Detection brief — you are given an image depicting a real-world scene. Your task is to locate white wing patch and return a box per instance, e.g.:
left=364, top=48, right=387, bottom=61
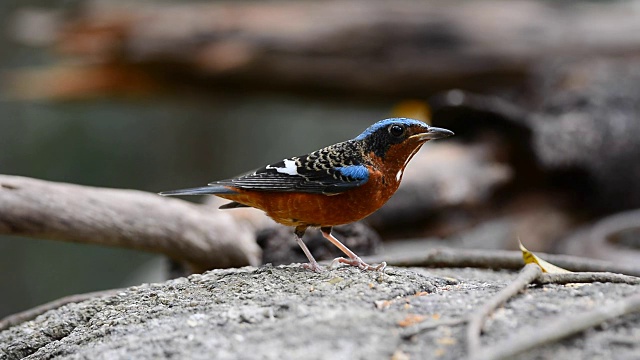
left=266, top=159, right=299, bottom=176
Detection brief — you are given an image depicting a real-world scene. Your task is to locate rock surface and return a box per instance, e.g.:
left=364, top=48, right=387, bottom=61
left=0, top=266, right=638, bottom=360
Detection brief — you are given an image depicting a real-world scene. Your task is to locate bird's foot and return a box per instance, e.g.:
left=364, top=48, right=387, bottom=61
left=330, top=256, right=387, bottom=272
left=301, top=261, right=325, bottom=272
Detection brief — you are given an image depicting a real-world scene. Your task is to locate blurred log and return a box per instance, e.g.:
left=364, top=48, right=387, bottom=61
left=0, top=175, right=261, bottom=272
left=426, top=56, right=640, bottom=260
left=530, top=59, right=640, bottom=212
left=431, top=58, right=640, bottom=213
left=9, top=0, right=640, bottom=98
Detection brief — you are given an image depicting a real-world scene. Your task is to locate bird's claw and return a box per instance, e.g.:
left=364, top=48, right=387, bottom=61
left=330, top=256, right=387, bottom=272
left=301, top=261, right=325, bottom=272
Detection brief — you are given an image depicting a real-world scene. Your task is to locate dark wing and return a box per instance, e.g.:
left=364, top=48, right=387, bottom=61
left=211, top=144, right=370, bottom=195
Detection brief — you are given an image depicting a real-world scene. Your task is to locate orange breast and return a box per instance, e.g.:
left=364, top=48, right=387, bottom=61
left=217, top=169, right=399, bottom=227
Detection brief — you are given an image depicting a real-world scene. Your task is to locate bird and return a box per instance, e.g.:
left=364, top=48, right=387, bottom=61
left=160, top=118, right=454, bottom=272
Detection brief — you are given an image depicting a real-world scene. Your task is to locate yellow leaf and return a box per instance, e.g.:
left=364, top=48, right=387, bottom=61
left=391, top=100, right=431, bottom=124
left=519, top=239, right=571, bottom=273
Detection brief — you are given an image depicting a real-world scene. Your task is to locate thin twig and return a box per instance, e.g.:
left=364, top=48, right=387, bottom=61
left=537, top=272, right=640, bottom=285
left=474, top=292, right=640, bottom=360
left=466, top=263, right=542, bottom=355
left=400, top=270, right=639, bottom=342
left=0, top=288, right=124, bottom=331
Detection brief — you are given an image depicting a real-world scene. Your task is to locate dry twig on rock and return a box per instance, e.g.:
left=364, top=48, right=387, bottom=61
left=474, top=292, right=640, bottom=360
left=466, top=263, right=542, bottom=355
left=463, top=261, right=640, bottom=359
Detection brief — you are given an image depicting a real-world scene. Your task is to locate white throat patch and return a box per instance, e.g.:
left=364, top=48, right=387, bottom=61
left=396, top=146, right=422, bottom=182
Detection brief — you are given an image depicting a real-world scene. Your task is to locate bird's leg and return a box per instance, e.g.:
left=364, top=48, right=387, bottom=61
left=320, top=227, right=386, bottom=272
left=293, top=225, right=324, bottom=272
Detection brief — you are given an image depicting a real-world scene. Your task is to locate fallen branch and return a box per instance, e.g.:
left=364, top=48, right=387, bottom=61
left=466, top=263, right=542, bottom=355
left=474, top=292, right=640, bottom=360
left=0, top=175, right=261, bottom=272
left=366, top=246, right=640, bottom=277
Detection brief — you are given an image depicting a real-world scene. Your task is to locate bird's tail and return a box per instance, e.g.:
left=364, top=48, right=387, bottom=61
left=158, top=185, right=237, bottom=197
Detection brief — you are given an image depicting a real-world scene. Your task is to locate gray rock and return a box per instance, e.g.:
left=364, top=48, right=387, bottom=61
left=0, top=266, right=637, bottom=360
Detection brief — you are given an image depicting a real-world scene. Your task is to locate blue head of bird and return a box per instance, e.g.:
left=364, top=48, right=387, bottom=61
left=355, top=118, right=454, bottom=160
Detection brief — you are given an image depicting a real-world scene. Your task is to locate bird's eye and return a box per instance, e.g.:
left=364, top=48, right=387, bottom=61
left=388, top=124, right=405, bottom=138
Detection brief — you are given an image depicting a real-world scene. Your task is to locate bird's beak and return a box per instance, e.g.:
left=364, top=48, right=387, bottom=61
left=411, top=126, right=455, bottom=141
